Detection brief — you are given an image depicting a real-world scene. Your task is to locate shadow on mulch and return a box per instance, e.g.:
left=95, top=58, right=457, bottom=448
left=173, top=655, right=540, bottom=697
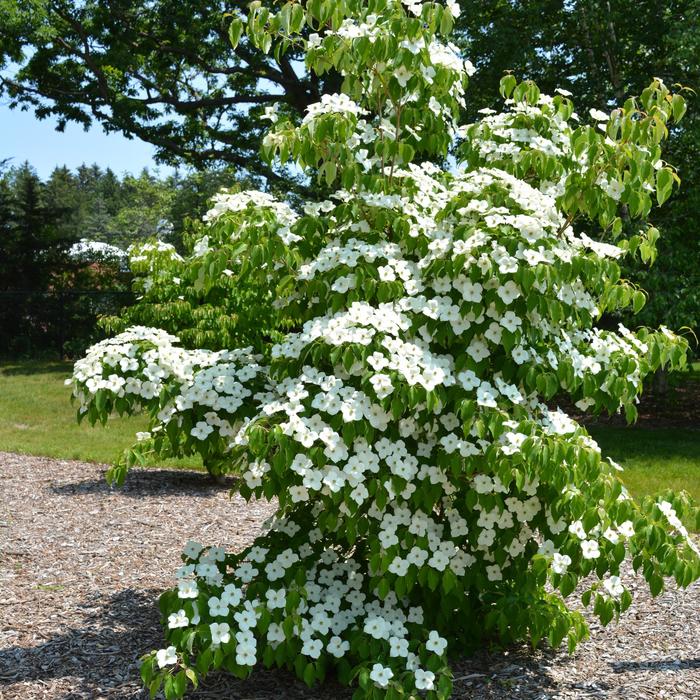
left=448, top=646, right=560, bottom=698
left=0, top=588, right=160, bottom=697
left=190, top=669, right=352, bottom=699
left=0, top=587, right=351, bottom=699
left=0, top=584, right=559, bottom=699
left=50, top=469, right=238, bottom=499
left=610, top=658, right=700, bottom=673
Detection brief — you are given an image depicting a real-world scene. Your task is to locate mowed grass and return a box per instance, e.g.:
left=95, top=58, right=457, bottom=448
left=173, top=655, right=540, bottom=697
left=0, top=361, right=697, bottom=505
left=589, top=426, right=700, bottom=502
left=0, top=359, right=199, bottom=469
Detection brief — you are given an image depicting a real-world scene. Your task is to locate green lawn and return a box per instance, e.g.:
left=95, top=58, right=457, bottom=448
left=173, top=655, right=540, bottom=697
left=0, top=360, right=697, bottom=505
left=0, top=360, right=199, bottom=468
left=589, top=426, right=700, bottom=502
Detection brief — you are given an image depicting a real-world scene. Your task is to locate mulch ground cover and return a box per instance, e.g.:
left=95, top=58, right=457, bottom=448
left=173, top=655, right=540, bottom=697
left=1, top=452, right=698, bottom=699
left=568, top=372, right=700, bottom=430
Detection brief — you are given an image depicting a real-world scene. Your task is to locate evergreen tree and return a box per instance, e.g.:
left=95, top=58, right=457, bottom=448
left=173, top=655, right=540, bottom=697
left=0, top=162, right=78, bottom=353
left=43, top=165, right=82, bottom=241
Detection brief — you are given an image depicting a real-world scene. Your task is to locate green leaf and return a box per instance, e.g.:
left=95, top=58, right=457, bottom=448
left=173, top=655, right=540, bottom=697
left=196, top=648, right=213, bottom=675
left=149, top=676, right=162, bottom=699
left=163, top=675, right=177, bottom=700
left=632, top=290, right=646, bottom=313
left=303, top=662, right=316, bottom=688
left=140, top=657, right=154, bottom=685
left=656, top=168, right=674, bottom=205
left=228, top=19, right=243, bottom=47
left=548, top=616, right=569, bottom=648
left=323, top=160, right=337, bottom=187
left=499, top=74, right=517, bottom=99
left=442, top=569, right=457, bottom=594
left=95, top=389, right=107, bottom=414
left=559, top=572, right=577, bottom=598
left=172, top=670, right=187, bottom=696
left=594, top=594, right=614, bottom=626
left=648, top=573, right=664, bottom=597
left=670, top=94, right=687, bottom=122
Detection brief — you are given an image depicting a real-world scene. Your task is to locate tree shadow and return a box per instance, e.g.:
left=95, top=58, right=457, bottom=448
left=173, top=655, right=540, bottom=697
left=190, top=668, right=352, bottom=699
left=0, top=360, right=72, bottom=376
left=50, top=468, right=238, bottom=499
left=587, top=426, right=700, bottom=462
left=0, top=588, right=161, bottom=697
left=449, top=644, right=563, bottom=698
left=11, top=585, right=672, bottom=699
left=610, top=658, right=700, bottom=673
left=0, top=587, right=351, bottom=699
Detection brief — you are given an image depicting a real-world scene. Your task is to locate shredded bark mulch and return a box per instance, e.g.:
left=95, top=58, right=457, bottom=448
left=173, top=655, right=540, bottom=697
left=0, top=452, right=698, bottom=699
left=566, top=373, right=700, bottom=430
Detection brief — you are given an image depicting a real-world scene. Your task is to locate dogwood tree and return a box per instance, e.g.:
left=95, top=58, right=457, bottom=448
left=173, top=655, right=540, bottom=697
left=70, top=1, right=699, bottom=698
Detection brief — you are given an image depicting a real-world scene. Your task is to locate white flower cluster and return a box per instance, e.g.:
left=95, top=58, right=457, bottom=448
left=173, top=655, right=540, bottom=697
left=71, top=326, right=186, bottom=404
left=658, top=501, right=700, bottom=555
left=272, top=1, right=472, bottom=180
left=302, top=93, right=369, bottom=125
left=203, top=189, right=298, bottom=229
left=158, top=520, right=449, bottom=692
left=129, top=240, right=183, bottom=264
left=70, top=327, right=266, bottom=445
left=274, top=168, right=649, bottom=421
left=69, top=238, right=128, bottom=264
left=461, top=95, right=575, bottom=174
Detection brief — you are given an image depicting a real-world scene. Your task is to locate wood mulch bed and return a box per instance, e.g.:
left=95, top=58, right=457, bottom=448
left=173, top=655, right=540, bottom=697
left=567, top=372, right=700, bottom=430
left=0, top=452, right=698, bottom=699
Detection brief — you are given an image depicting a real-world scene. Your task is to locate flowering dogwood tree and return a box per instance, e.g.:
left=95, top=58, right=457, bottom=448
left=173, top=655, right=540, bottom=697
left=70, top=1, right=699, bottom=698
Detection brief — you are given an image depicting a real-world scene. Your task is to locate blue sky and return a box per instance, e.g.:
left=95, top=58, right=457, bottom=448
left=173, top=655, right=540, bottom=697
left=1, top=103, right=173, bottom=178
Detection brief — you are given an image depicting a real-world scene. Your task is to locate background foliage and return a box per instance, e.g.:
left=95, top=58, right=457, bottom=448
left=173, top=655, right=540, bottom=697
left=0, top=161, right=257, bottom=355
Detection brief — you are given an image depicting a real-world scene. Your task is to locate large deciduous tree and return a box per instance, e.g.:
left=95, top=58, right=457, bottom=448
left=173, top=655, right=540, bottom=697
left=4, top=1, right=698, bottom=337
left=0, top=0, right=326, bottom=188
left=3, top=1, right=697, bottom=174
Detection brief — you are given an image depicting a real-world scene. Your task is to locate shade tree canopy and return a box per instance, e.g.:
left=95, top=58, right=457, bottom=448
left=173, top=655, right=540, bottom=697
left=3, top=1, right=697, bottom=174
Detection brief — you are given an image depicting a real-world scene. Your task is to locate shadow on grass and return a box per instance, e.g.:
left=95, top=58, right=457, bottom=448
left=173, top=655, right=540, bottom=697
left=0, top=588, right=351, bottom=699
left=587, top=426, right=700, bottom=462
left=0, top=360, right=72, bottom=376
left=50, top=467, right=238, bottom=499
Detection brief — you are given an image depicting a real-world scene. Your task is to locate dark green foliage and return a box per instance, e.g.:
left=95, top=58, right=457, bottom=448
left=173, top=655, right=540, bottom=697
left=0, top=158, right=265, bottom=356
left=0, top=0, right=321, bottom=189
left=0, top=162, right=99, bottom=356
left=102, top=192, right=302, bottom=354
